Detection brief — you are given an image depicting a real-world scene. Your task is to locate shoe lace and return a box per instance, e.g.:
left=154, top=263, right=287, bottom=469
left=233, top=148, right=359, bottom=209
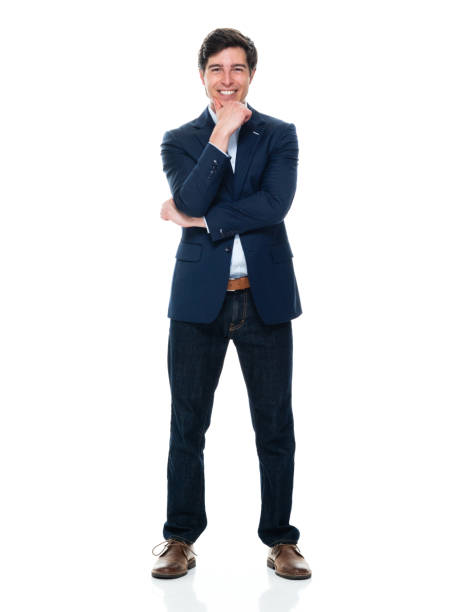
left=272, top=543, right=303, bottom=559
left=152, top=539, right=197, bottom=559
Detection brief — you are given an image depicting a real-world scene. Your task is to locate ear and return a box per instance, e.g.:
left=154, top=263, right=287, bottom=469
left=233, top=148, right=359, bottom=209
left=199, top=70, right=205, bottom=85
left=249, top=68, right=256, bottom=83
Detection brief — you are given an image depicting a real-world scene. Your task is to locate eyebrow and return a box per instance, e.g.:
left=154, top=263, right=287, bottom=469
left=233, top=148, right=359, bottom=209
left=207, top=63, right=247, bottom=69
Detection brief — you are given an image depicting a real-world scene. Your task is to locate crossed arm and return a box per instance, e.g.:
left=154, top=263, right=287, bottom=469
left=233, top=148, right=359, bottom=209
left=160, top=198, right=206, bottom=229
left=160, top=123, right=299, bottom=241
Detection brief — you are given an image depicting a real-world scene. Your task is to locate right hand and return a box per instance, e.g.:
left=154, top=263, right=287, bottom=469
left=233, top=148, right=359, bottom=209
left=212, top=97, right=252, bottom=134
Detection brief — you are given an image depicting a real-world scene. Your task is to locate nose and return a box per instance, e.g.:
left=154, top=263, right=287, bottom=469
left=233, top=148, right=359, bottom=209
left=220, top=70, right=233, bottom=86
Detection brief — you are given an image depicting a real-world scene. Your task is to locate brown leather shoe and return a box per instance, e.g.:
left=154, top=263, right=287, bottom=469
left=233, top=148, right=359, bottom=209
left=267, top=543, right=312, bottom=579
left=151, top=539, right=197, bottom=579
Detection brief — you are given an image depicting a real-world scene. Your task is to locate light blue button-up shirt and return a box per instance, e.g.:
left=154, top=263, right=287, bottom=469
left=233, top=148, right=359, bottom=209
left=203, top=103, right=248, bottom=280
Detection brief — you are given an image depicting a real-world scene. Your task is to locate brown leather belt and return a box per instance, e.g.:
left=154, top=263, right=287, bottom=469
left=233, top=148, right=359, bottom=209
left=226, top=275, right=250, bottom=291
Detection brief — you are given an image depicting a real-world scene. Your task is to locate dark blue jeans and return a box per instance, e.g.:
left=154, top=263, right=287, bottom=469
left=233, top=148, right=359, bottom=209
left=163, top=287, right=300, bottom=547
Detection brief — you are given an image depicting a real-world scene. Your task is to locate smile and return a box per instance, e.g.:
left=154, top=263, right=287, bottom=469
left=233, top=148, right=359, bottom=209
left=219, top=90, right=237, bottom=95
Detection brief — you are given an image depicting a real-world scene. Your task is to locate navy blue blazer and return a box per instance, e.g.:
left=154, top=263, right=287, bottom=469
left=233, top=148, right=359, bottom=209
left=161, top=103, right=303, bottom=325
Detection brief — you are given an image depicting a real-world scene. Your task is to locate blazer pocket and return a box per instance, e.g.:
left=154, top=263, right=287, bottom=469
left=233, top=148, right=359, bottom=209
left=175, top=241, right=203, bottom=262
left=270, top=241, right=294, bottom=263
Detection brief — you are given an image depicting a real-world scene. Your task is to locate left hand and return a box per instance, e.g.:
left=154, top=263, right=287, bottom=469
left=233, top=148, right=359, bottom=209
left=160, top=197, right=199, bottom=228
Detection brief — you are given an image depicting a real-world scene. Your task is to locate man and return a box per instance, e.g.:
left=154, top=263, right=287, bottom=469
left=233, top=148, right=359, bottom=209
left=151, top=28, right=311, bottom=580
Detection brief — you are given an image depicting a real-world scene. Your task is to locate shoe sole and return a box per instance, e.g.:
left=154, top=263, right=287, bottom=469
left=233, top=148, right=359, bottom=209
left=267, top=558, right=311, bottom=580
left=152, top=558, right=196, bottom=579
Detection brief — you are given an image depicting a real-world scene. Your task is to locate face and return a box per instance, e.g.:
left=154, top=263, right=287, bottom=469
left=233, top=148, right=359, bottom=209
left=199, top=46, right=255, bottom=110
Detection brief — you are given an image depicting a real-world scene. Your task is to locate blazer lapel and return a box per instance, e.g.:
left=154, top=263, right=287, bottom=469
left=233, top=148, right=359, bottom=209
left=192, top=106, right=214, bottom=149
left=233, top=104, right=265, bottom=200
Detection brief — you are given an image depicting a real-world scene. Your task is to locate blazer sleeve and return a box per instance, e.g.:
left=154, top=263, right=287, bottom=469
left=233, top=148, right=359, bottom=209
left=203, top=123, right=299, bottom=242
left=160, top=130, right=232, bottom=217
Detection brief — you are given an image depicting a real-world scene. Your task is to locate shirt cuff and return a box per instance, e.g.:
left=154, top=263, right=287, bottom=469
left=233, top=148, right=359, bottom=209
left=208, top=141, right=231, bottom=158
left=203, top=216, right=210, bottom=233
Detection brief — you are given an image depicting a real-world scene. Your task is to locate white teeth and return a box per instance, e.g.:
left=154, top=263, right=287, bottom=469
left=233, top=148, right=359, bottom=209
left=220, top=90, right=236, bottom=95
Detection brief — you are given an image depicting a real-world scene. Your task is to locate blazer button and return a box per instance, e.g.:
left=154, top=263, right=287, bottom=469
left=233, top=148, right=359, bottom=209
left=224, top=247, right=231, bottom=252
left=219, top=228, right=223, bottom=234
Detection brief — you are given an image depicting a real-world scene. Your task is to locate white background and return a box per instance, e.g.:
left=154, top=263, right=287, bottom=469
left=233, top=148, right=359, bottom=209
left=1, top=1, right=471, bottom=611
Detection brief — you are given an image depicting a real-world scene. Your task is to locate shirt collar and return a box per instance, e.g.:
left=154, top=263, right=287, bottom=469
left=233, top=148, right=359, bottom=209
left=207, top=100, right=248, bottom=127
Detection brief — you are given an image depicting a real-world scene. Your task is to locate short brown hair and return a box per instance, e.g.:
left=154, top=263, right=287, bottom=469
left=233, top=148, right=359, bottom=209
left=198, top=28, right=258, bottom=75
